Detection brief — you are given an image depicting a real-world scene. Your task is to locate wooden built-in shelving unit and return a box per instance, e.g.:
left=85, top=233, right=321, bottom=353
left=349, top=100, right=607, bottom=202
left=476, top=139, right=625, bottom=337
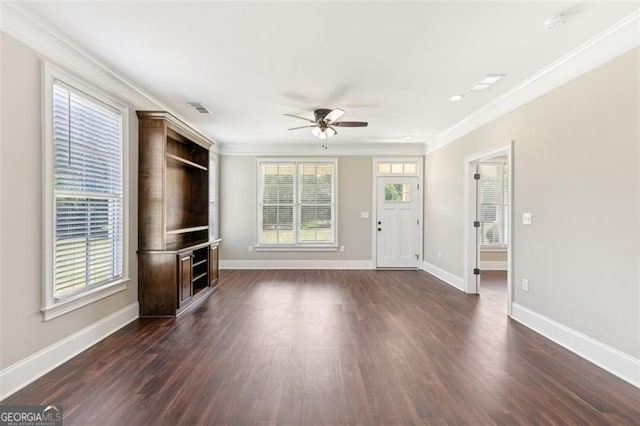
left=137, top=111, right=220, bottom=317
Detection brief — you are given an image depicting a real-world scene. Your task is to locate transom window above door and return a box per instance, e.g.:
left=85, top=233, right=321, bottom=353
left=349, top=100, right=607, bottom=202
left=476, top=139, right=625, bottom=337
left=377, top=162, right=417, bottom=175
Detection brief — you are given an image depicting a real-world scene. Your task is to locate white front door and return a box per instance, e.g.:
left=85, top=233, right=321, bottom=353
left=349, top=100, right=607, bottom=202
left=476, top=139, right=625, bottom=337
left=376, top=176, right=419, bottom=268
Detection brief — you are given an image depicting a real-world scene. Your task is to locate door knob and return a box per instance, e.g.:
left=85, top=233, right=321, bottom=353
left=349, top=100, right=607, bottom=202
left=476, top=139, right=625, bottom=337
left=377, top=221, right=382, bottom=225
left=378, top=227, right=382, bottom=231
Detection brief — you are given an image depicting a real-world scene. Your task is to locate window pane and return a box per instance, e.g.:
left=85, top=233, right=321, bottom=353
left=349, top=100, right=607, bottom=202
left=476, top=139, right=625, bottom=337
left=55, top=197, right=123, bottom=296
left=404, top=163, right=416, bottom=174
left=385, top=183, right=410, bottom=201
left=261, top=205, right=294, bottom=244
left=262, top=164, right=294, bottom=204
left=391, top=163, right=403, bottom=174
left=378, top=163, right=391, bottom=174
left=300, top=205, right=333, bottom=242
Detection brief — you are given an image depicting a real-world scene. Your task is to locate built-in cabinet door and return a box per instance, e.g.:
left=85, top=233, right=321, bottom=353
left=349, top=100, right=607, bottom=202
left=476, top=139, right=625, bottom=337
left=179, top=253, right=193, bottom=305
left=209, top=245, right=219, bottom=286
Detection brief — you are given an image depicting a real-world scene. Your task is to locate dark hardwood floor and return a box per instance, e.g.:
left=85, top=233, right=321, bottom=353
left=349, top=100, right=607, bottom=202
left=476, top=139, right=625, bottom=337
left=4, top=269, right=640, bottom=425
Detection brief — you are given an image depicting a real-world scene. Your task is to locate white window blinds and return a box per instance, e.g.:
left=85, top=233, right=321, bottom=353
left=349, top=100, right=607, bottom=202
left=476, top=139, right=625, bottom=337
left=299, top=163, right=334, bottom=243
left=259, top=163, right=295, bottom=244
left=479, top=162, right=508, bottom=246
left=53, top=82, right=124, bottom=298
left=258, top=160, right=336, bottom=246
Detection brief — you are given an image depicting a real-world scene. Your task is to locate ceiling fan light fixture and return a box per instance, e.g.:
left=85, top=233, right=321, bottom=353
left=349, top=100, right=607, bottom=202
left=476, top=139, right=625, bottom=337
left=313, top=127, right=337, bottom=139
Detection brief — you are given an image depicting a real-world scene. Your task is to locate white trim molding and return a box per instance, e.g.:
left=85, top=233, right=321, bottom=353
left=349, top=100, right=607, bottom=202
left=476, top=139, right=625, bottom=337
left=219, top=260, right=373, bottom=270
left=0, top=302, right=139, bottom=400
left=479, top=261, right=507, bottom=271
left=221, top=142, right=426, bottom=156
left=428, top=10, right=640, bottom=154
left=512, top=303, right=640, bottom=388
left=422, top=261, right=465, bottom=292
left=0, top=1, right=217, bottom=145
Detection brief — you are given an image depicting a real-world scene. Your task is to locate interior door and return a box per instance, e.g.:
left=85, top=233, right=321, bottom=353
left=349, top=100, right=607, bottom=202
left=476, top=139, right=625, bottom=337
left=376, top=176, right=419, bottom=268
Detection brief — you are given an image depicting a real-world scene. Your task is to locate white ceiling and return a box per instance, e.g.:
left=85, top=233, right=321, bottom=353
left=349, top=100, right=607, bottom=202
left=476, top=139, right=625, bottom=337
left=22, top=2, right=639, bottom=147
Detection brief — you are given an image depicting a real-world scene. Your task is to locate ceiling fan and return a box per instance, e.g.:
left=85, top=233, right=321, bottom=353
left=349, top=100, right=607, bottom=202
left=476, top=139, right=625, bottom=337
left=284, top=108, right=368, bottom=149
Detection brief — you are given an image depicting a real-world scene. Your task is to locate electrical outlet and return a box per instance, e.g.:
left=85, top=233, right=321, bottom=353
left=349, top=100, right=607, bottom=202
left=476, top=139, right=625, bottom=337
left=360, top=212, right=369, bottom=219
left=522, top=278, right=529, bottom=292
left=248, top=245, right=253, bottom=252
left=522, top=212, right=532, bottom=225
left=340, top=245, right=345, bottom=252
left=438, top=251, right=442, bottom=259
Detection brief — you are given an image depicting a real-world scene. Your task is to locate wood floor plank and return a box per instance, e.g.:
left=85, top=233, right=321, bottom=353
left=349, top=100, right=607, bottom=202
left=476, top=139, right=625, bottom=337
left=3, top=269, right=639, bottom=425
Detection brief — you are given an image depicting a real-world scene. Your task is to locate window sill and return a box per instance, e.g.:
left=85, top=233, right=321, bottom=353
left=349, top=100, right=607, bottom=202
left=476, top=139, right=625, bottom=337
left=42, top=278, right=130, bottom=321
left=480, top=246, right=507, bottom=253
left=255, top=245, right=339, bottom=252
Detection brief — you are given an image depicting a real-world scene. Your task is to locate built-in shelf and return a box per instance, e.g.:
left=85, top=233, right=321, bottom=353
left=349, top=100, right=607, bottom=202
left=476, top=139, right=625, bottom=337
left=192, top=272, right=208, bottom=283
left=166, top=225, right=209, bottom=235
left=137, top=111, right=218, bottom=317
left=166, top=153, right=208, bottom=171
left=192, top=259, right=207, bottom=268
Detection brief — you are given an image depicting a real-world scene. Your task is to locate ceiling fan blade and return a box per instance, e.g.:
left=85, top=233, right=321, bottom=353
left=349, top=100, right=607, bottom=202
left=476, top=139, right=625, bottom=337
left=333, top=121, right=368, bottom=127
left=288, top=125, right=318, bottom=131
left=283, top=113, right=315, bottom=123
left=324, top=108, right=344, bottom=123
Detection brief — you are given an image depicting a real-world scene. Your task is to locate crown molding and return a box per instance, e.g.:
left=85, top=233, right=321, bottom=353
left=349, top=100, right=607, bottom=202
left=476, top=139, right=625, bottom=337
left=0, top=1, right=218, bottom=146
left=219, top=141, right=426, bottom=156
left=428, top=10, right=640, bottom=154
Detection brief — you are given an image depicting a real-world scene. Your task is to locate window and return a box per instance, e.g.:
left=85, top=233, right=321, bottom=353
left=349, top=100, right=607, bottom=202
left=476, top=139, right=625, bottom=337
left=43, top=64, right=129, bottom=320
left=479, top=162, right=509, bottom=246
left=209, top=153, right=218, bottom=240
left=257, top=159, right=337, bottom=248
left=385, top=183, right=411, bottom=202
left=377, top=162, right=417, bottom=175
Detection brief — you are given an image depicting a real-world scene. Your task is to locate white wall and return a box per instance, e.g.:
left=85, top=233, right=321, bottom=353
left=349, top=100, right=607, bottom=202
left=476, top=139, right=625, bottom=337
left=0, top=33, right=139, bottom=368
left=220, top=156, right=373, bottom=263
left=424, top=48, right=639, bottom=357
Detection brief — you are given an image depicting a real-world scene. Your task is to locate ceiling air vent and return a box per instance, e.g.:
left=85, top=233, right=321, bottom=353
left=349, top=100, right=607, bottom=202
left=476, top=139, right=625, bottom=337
left=187, top=102, right=211, bottom=114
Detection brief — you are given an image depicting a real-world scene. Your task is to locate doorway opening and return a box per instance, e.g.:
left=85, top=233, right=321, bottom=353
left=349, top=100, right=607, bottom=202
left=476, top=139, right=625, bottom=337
left=372, top=158, right=423, bottom=269
left=463, top=143, right=513, bottom=315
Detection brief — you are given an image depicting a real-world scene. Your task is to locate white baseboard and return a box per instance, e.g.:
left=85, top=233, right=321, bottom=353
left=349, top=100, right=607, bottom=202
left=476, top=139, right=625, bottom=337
left=422, top=261, right=465, bottom=292
left=0, top=302, right=139, bottom=400
left=511, top=303, right=639, bottom=388
left=480, top=261, right=508, bottom=271
left=219, top=260, right=373, bottom=270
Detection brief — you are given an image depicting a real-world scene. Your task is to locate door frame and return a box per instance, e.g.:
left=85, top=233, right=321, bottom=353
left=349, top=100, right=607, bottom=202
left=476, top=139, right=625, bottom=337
left=371, top=157, right=424, bottom=269
left=463, top=142, right=514, bottom=316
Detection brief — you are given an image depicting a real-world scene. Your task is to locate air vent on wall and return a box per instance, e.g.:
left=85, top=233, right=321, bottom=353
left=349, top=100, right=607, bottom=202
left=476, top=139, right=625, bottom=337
left=187, top=102, right=211, bottom=114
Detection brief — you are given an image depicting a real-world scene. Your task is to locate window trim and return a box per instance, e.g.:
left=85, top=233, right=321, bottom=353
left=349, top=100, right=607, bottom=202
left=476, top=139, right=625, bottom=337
left=255, top=157, right=338, bottom=251
left=42, top=62, right=130, bottom=321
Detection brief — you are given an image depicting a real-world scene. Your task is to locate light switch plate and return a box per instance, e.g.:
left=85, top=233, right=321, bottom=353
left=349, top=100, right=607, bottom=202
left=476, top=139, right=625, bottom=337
left=522, top=212, right=532, bottom=225
left=360, top=212, right=369, bottom=219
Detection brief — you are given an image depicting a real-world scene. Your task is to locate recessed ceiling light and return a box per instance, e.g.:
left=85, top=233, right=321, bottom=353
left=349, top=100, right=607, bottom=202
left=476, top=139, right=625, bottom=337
left=403, top=135, right=413, bottom=140
left=471, top=83, right=492, bottom=92
left=450, top=95, right=464, bottom=102
left=479, top=74, right=505, bottom=85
